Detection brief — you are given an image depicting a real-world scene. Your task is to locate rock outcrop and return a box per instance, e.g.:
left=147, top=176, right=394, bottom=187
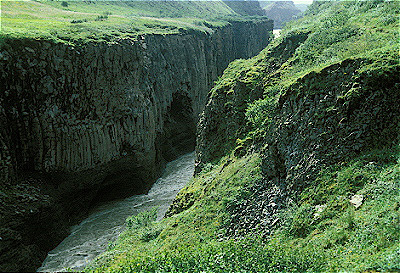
left=196, top=48, right=400, bottom=238
left=0, top=19, right=272, bottom=272
left=196, top=31, right=310, bottom=171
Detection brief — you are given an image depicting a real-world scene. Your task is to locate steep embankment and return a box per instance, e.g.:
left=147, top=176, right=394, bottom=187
left=0, top=17, right=272, bottom=273
left=85, top=1, right=399, bottom=272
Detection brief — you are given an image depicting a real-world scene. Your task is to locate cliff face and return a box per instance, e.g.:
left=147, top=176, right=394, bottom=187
left=262, top=1, right=301, bottom=28
left=0, top=19, right=272, bottom=272
left=79, top=2, right=399, bottom=272
left=197, top=56, right=399, bottom=238
left=195, top=0, right=400, bottom=240
left=196, top=31, right=310, bottom=171
left=196, top=32, right=399, bottom=241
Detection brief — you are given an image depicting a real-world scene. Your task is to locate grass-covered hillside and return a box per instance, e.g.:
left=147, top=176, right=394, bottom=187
left=1, top=0, right=265, bottom=43
left=85, top=1, right=400, bottom=272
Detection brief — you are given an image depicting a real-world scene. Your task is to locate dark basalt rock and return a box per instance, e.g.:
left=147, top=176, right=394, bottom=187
left=196, top=55, right=400, bottom=238
left=0, top=19, right=273, bottom=271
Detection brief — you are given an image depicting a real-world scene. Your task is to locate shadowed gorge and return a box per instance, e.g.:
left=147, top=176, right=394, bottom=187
left=38, top=152, right=196, bottom=272
left=83, top=1, right=399, bottom=272
left=0, top=1, right=272, bottom=271
left=1, top=0, right=399, bottom=272
left=161, top=92, right=196, bottom=161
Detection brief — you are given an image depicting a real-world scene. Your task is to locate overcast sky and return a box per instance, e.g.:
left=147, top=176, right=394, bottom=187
left=291, top=0, right=314, bottom=4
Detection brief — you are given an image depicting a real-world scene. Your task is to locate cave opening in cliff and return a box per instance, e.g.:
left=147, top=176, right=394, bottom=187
left=90, top=170, right=147, bottom=206
left=87, top=92, right=197, bottom=212
left=161, top=92, right=196, bottom=162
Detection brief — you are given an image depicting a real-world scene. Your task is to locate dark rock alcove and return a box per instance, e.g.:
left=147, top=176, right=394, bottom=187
left=161, top=92, right=196, bottom=162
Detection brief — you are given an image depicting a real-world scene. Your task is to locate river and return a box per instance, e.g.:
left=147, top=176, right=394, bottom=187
left=273, top=29, right=282, bottom=38
left=37, top=152, right=195, bottom=272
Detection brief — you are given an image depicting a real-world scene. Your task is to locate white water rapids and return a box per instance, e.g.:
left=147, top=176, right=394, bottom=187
left=273, top=29, right=282, bottom=38
left=37, top=152, right=195, bottom=272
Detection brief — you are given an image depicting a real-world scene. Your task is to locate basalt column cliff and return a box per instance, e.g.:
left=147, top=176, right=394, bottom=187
left=0, top=20, right=272, bottom=271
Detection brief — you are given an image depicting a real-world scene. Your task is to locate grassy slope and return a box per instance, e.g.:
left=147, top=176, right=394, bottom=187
left=86, top=155, right=265, bottom=272
left=85, top=1, right=399, bottom=272
left=201, top=0, right=399, bottom=162
left=233, top=0, right=399, bottom=96
left=0, top=0, right=254, bottom=43
left=87, top=151, right=399, bottom=272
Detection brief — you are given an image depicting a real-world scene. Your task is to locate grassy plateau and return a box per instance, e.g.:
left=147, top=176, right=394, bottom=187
left=1, top=0, right=263, bottom=43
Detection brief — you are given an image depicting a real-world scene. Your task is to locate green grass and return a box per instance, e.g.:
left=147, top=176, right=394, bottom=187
left=276, top=147, right=400, bottom=272
left=85, top=154, right=264, bottom=272
left=0, top=0, right=259, bottom=43
left=10, top=0, right=386, bottom=271
left=85, top=147, right=400, bottom=272
left=215, top=0, right=399, bottom=95
left=203, top=0, right=399, bottom=158
left=83, top=1, right=400, bottom=272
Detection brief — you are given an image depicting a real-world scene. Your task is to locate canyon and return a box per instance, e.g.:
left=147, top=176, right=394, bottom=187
left=2, top=1, right=398, bottom=272
left=0, top=19, right=272, bottom=271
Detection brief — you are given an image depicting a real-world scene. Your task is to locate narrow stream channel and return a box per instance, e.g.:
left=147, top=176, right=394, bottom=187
left=273, top=29, right=282, bottom=38
left=37, top=152, right=195, bottom=272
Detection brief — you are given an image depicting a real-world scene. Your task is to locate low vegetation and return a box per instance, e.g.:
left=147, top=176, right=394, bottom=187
left=0, top=0, right=264, bottom=44
left=85, top=1, right=399, bottom=272
left=1, top=0, right=393, bottom=271
left=86, top=148, right=399, bottom=272
left=86, top=155, right=264, bottom=272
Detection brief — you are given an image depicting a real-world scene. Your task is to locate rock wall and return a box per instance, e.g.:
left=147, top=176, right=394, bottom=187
left=0, top=19, right=272, bottom=272
left=197, top=55, right=400, bottom=186
left=1, top=20, right=272, bottom=186
left=196, top=31, right=309, bottom=171
left=196, top=54, right=400, bottom=238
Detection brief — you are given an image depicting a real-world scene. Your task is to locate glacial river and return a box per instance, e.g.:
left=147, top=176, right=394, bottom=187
left=273, top=29, right=282, bottom=38
left=37, top=152, right=195, bottom=272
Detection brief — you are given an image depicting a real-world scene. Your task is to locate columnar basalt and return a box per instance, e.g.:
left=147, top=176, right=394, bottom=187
left=0, top=20, right=273, bottom=271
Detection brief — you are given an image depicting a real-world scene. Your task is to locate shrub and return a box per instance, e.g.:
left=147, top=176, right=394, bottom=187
left=140, top=227, right=162, bottom=242
left=246, top=96, right=277, bottom=130
left=95, top=15, right=109, bottom=21
left=71, top=19, right=87, bottom=24
left=61, top=1, right=68, bottom=7
left=285, top=203, right=315, bottom=238
left=126, top=207, right=158, bottom=229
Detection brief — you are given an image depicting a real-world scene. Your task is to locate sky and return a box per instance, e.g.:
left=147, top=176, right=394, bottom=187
left=291, top=0, right=314, bottom=4
left=261, top=0, right=314, bottom=5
